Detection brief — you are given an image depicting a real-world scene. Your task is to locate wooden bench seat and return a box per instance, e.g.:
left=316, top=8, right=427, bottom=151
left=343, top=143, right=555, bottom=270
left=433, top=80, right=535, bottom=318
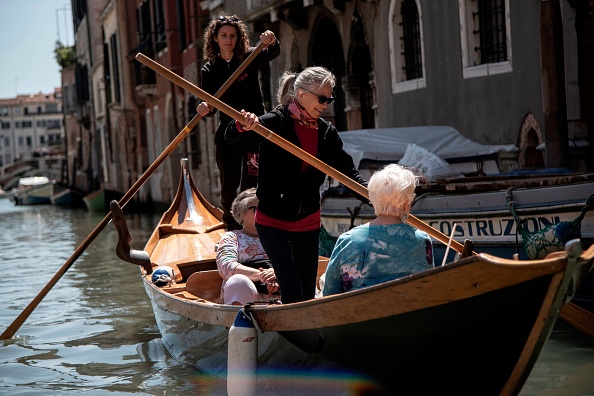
left=172, top=257, right=330, bottom=304
left=186, top=270, right=223, bottom=303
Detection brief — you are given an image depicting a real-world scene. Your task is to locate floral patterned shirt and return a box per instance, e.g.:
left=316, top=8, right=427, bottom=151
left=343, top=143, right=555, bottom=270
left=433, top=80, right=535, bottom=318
left=215, top=230, right=268, bottom=281
left=322, top=223, right=434, bottom=296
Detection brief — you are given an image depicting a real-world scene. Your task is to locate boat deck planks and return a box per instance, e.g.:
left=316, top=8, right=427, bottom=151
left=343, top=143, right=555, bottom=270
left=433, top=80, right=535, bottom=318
left=150, top=231, right=221, bottom=267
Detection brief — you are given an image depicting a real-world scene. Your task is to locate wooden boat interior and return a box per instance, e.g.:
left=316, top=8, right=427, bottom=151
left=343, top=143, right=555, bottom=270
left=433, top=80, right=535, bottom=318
left=155, top=257, right=330, bottom=305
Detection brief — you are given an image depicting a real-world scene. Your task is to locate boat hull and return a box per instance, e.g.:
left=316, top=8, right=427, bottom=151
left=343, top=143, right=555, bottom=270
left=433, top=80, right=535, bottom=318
left=52, top=187, right=86, bottom=207
left=12, top=180, right=55, bottom=205
left=83, top=189, right=105, bottom=211
left=146, top=282, right=335, bottom=376
left=142, top=244, right=592, bottom=395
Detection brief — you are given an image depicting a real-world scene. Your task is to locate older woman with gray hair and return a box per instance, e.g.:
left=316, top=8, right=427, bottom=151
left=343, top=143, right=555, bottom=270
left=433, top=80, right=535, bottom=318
left=322, top=163, right=434, bottom=296
left=225, top=66, right=368, bottom=304
left=215, top=188, right=279, bottom=305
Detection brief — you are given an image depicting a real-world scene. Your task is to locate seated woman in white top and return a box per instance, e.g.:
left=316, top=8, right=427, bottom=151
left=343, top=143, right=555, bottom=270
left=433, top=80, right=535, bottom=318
left=215, top=188, right=279, bottom=305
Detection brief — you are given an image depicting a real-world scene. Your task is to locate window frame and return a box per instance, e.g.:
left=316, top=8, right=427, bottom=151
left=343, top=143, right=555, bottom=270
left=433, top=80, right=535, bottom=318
left=458, top=0, right=513, bottom=79
left=388, top=0, right=426, bottom=94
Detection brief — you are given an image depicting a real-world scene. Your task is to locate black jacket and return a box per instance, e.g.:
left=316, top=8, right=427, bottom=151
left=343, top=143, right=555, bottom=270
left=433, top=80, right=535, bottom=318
left=225, top=106, right=368, bottom=221
left=200, top=42, right=280, bottom=126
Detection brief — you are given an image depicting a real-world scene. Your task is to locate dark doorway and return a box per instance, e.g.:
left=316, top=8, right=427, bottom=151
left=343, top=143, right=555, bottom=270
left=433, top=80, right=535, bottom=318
left=349, top=8, right=375, bottom=129
left=311, top=17, right=347, bottom=131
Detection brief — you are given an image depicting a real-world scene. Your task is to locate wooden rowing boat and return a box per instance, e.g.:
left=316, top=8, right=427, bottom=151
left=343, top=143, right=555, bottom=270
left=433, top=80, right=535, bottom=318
left=111, top=158, right=594, bottom=395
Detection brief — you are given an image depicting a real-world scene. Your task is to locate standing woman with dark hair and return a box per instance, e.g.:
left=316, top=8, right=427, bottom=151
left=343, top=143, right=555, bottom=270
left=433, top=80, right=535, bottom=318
left=225, top=66, right=369, bottom=304
left=196, top=14, right=280, bottom=230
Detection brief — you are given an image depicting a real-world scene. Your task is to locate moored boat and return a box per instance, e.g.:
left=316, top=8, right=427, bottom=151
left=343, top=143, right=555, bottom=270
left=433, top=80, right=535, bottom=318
left=10, top=176, right=55, bottom=205
left=83, top=189, right=106, bottom=212
left=111, top=158, right=594, bottom=395
left=50, top=185, right=86, bottom=207
left=50, top=187, right=70, bottom=206
left=319, top=127, right=594, bottom=263
left=322, top=174, right=594, bottom=261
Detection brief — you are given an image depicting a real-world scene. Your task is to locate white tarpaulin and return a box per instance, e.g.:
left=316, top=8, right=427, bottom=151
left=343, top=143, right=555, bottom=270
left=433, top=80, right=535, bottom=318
left=337, top=126, right=498, bottom=169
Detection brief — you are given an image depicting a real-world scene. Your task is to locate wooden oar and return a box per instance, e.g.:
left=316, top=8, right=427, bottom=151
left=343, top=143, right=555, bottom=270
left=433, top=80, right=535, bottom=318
left=135, top=53, right=469, bottom=253
left=560, top=302, right=594, bottom=338
left=0, top=43, right=266, bottom=341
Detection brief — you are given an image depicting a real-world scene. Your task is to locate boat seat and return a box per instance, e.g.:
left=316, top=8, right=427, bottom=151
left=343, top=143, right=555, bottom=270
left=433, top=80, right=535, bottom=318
left=186, top=270, right=223, bottom=303
left=184, top=258, right=330, bottom=303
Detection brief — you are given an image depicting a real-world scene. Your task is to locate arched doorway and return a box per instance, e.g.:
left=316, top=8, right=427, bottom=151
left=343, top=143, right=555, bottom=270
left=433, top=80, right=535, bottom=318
left=347, top=8, right=375, bottom=130
left=310, top=17, right=347, bottom=131
left=518, top=112, right=545, bottom=169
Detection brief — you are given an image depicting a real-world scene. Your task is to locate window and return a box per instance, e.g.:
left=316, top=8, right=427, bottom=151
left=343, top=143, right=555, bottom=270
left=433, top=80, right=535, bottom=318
left=4, top=137, right=9, bottom=147
left=72, top=0, right=87, bottom=30
left=47, top=119, right=61, bottom=129
left=26, top=136, right=32, bottom=147
left=18, top=137, right=24, bottom=146
left=37, top=120, right=46, bottom=127
left=153, top=0, right=167, bottom=52
left=75, top=63, right=90, bottom=102
left=40, top=136, right=46, bottom=145
left=175, top=0, right=189, bottom=51
left=389, top=0, right=426, bottom=93
left=110, top=33, right=121, bottom=103
left=46, top=103, right=58, bottom=113
left=1, top=121, right=9, bottom=129
left=459, top=0, right=512, bottom=78
left=137, top=1, right=154, bottom=56
left=104, top=40, right=112, bottom=104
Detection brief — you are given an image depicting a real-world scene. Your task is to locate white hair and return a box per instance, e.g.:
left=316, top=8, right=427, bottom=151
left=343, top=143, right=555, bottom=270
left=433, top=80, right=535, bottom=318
left=368, top=163, right=418, bottom=218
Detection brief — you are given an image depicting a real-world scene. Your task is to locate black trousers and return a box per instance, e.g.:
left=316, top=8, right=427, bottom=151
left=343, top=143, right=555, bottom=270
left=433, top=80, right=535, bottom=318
left=255, top=223, right=321, bottom=304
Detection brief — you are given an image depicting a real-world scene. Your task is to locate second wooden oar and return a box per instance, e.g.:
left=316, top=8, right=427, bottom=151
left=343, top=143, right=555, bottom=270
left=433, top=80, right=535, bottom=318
left=135, top=53, right=468, bottom=253
left=0, top=43, right=266, bottom=341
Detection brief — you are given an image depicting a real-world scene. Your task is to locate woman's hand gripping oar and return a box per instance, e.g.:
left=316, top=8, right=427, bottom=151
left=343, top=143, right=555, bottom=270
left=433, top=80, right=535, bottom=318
left=0, top=43, right=267, bottom=341
left=134, top=53, right=472, bottom=254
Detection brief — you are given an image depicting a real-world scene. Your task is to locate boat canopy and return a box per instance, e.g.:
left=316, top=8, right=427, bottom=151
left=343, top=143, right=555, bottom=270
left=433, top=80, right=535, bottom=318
left=338, top=126, right=502, bottom=169
left=18, top=176, right=50, bottom=187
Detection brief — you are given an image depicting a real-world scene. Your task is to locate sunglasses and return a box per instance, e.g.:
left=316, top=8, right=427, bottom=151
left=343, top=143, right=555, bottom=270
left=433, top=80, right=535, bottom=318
left=247, top=205, right=257, bottom=211
left=217, top=16, right=239, bottom=23
left=303, top=88, right=335, bottom=105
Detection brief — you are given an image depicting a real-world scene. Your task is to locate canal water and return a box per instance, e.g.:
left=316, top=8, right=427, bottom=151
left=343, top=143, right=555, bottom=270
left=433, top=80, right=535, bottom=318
left=0, top=199, right=593, bottom=395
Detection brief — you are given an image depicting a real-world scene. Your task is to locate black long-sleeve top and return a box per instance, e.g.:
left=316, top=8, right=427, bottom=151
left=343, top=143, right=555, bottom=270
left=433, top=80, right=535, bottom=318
left=200, top=42, right=280, bottom=124
left=225, top=105, right=369, bottom=222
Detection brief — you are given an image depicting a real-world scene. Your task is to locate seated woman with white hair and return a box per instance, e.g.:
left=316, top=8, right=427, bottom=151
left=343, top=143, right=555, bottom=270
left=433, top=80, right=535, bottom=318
left=215, top=188, right=279, bottom=305
left=322, top=164, right=434, bottom=296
